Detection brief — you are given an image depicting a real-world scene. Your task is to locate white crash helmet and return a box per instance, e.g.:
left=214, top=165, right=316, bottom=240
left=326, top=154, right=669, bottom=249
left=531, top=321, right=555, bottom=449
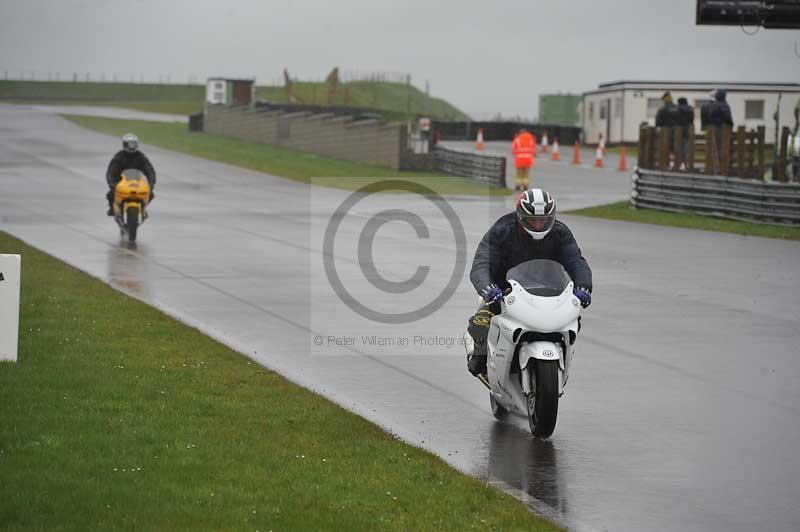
left=122, top=133, right=139, bottom=153
left=517, top=188, right=556, bottom=240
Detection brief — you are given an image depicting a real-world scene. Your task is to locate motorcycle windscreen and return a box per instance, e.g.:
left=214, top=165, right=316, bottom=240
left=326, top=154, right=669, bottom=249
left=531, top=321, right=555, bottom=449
left=506, top=259, right=571, bottom=297
left=121, top=168, right=144, bottom=180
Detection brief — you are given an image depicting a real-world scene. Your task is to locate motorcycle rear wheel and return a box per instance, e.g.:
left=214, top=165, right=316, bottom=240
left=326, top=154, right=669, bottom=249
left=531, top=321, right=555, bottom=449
left=126, top=206, right=139, bottom=243
left=527, top=360, right=559, bottom=438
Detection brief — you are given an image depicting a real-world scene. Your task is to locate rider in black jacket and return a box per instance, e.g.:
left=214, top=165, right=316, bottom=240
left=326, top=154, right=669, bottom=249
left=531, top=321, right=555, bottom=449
left=467, top=188, right=592, bottom=376
left=105, top=133, right=156, bottom=215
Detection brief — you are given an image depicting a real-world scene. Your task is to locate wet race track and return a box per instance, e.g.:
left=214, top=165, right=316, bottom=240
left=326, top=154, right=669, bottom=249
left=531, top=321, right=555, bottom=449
left=2, top=105, right=800, bottom=531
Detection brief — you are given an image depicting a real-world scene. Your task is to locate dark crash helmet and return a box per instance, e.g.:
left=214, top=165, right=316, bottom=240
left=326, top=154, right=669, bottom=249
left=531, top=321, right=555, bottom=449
left=517, top=188, right=556, bottom=240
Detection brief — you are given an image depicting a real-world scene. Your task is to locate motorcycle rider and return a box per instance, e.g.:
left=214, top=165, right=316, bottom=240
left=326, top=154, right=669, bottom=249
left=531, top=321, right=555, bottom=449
left=466, top=188, right=592, bottom=376
left=105, top=133, right=156, bottom=215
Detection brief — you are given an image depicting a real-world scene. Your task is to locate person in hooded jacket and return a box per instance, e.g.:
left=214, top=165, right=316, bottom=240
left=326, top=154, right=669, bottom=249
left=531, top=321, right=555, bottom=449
left=465, top=188, right=592, bottom=377
left=708, top=89, right=733, bottom=128
left=700, top=90, right=733, bottom=173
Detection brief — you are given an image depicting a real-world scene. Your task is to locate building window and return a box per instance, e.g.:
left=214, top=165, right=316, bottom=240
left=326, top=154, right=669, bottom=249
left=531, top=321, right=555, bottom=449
left=588, top=102, right=594, bottom=122
left=745, top=100, right=764, bottom=120
left=214, top=81, right=224, bottom=90
left=599, top=101, right=607, bottom=120
left=614, top=97, right=621, bottom=118
left=646, top=98, right=662, bottom=119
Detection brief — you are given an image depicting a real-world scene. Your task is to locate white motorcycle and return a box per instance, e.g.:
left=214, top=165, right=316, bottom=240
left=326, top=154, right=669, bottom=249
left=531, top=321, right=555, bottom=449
left=467, top=259, right=582, bottom=438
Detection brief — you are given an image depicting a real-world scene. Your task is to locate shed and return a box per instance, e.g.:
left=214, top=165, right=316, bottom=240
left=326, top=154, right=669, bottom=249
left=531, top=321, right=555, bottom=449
left=206, top=78, right=256, bottom=106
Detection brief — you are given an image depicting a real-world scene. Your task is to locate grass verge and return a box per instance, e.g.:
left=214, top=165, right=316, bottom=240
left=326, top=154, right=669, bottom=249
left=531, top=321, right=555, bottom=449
left=567, top=201, right=800, bottom=241
left=63, top=114, right=507, bottom=196
left=602, top=145, right=639, bottom=158
left=0, top=230, right=558, bottom=531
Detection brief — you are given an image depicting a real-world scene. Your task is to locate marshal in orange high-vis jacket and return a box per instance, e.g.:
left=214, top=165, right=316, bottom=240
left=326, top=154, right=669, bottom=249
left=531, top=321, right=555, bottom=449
left=511, top=130, right=536, bottom=190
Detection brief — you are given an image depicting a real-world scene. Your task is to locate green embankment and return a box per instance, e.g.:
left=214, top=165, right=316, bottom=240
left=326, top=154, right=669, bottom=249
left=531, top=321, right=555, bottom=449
left=64, top=115, right=507, bottom=196
left=257, top=81, right=469, bottom=121
left=0, top=79, right=469, bottom=120
left=0, top=231, right=558, bottom=531
left=567, top=201, right=800, bottom=241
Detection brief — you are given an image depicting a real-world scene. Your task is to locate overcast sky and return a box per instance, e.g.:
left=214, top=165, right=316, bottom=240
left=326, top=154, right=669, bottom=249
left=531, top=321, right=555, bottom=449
left=0, top=0, right=796, bottom=119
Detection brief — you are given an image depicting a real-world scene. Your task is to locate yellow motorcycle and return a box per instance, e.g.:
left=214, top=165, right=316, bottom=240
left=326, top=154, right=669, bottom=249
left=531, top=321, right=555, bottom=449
left=113, top=169, right=151, bottom=243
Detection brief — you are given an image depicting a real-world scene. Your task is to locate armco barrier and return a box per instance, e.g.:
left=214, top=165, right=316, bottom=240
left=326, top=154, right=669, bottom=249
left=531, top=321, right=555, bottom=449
left=204, top=105, right=404, bottom=170
left=632, top=168, right=800, bottom=226
left=432, top=146, right=506, bottom=188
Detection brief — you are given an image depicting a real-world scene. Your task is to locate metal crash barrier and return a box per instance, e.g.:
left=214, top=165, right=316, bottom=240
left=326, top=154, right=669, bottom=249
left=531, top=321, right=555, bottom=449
left=433, top=146, right=506, bottom=188
left=632, top=168, right=800, bottom=226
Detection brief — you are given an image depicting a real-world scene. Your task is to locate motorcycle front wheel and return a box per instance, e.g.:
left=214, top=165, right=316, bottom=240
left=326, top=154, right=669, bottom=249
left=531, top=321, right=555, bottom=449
left=489, top=393, right=508, bottom=420
left=126, top=206, right=139, bottom=243
left=527, top=360, right=559, bottom=438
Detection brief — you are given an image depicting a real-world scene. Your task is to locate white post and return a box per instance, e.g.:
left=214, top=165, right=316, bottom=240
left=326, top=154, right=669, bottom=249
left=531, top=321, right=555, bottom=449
left=0, top=254, right=21, bottom=362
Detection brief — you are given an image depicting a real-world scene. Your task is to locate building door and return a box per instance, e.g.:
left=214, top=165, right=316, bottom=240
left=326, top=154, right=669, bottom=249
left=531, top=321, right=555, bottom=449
left=606, top=98, right=612, bottom=144
left=232, top=82, right=252, bottom=106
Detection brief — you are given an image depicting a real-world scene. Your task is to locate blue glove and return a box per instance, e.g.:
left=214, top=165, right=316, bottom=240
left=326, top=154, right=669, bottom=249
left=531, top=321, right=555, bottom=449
left=573, top=287, right=592, bottom=308
left=480, top=283, right=504, bottom=304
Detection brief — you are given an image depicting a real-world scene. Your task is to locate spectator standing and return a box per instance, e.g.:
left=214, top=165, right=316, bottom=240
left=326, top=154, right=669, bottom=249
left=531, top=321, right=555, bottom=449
left=709, top=89, right=733, bottom=129
left=676, top=97, right=695, bottom=168
left=655, top=92, right=680, bottom=128
left=655, top=92, right=680, bottom=168
left=700, top=89, right=733, bottom=174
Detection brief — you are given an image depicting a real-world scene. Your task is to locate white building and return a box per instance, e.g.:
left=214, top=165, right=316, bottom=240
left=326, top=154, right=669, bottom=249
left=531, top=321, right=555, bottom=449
left=205, top=77, right=256, bottom=106
left=582, top=80, right=800, bottom=145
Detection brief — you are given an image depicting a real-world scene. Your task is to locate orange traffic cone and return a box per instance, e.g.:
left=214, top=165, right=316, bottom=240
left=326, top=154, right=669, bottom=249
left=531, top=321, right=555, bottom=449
left=617, top=146, right=628, bottom=172
left=541, top=133, right=549, bottom=153
left=551, top=139, right=560, bottom=161
left=594, top=146, right=604, bottom=168
left=571, top=141, right=581, bottom=165
left=476, top=128, right=484, bottom=151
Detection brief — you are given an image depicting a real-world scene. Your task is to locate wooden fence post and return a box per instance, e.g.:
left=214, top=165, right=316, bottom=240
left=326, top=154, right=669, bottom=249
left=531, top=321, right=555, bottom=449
left=705, top=128, right=716, bottom=175
left=687, top=127, right=696, bottom=172
left=745, top=130, right=755, bottom=179
left=673, top=127, right=683, bottom=170
left=647, top=127, right=656, bottom=169
left=756, top=126, right=765, bottom=181
left=720, top=126, right=731, bottom=176
left=777, top=126, right=790, bottom=182
left=658, top=127, right=670, bottom=171
left=638, top=125, right=648, bottom=168
left=735, top=126, right=746, bottom=179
